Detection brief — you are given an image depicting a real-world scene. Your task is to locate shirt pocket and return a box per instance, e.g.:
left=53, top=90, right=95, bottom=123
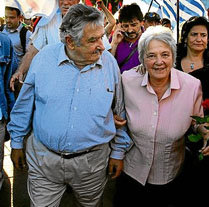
left=89, top=86, right=114, bottom=118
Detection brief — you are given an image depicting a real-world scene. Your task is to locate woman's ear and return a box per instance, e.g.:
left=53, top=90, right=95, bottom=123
left=66, top=36, right=75, bottom=50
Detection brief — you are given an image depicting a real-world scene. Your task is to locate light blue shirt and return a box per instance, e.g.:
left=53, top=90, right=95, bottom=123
left=7, top=42, right=132, bottom=159
left=2, top=24, right=32, bottom=65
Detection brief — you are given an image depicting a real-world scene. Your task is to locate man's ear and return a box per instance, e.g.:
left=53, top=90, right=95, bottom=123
left=66, top=36, right=75, bottom=49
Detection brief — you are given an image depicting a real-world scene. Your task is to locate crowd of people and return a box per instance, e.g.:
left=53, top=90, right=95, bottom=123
left=0, top=1, right=209, bottom=207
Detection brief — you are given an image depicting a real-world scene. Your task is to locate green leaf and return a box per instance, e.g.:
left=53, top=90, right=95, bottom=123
left=188, top=133, right=202, bottom=142
left=205, top=126, right=209, bottom=130
left=199, top=153, right=204, bottom=160
left=191, top=116, right=206, bottom=124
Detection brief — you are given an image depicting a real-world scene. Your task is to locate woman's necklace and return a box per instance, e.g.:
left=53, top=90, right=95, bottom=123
left=190, top=63, right=194, bottom=70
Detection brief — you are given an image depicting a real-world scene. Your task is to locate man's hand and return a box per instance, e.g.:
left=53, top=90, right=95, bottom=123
left=10, top=70, right=24, bottom=91
left=114, top=114, right=126, bottom=128
left=108, top=158, right=123, bottom=179
left=111, top=25, right=125, bottom=45
left=11, top=149, right=27, bottom=170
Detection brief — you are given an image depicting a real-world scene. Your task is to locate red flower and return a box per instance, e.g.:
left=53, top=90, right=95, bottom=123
left=202, top=99, right=209, bottom=110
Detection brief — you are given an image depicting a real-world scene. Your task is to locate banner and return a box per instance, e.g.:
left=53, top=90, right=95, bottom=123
left=5, top=0, right=58, bottom=18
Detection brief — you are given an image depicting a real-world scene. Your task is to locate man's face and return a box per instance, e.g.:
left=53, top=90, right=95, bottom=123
left=59, top=0, right=80, bottom=16
left=121, top=18, right=142, bottom=41
left=5, top=9, right=20, bottom=30
left=66, top=23, right=105, bottom=67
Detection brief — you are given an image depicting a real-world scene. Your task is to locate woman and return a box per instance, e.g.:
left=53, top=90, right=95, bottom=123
left=176, top=16, right=209, bottom=102
left=113, top=25, right=209, bottom=207
left=176, top=16, right=209, bottom=207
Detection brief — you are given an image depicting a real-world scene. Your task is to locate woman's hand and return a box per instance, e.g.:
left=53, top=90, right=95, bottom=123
left=198, top=123, right=209, bottom=156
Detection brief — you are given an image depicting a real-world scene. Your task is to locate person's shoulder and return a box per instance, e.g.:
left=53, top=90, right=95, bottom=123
left=39, top=42, right=63, bottom=53
left=122, top=65, right=144, bottom=79
left=174, top=68, right=201, bottom=86
left=0, top=33, right=12, bottom=45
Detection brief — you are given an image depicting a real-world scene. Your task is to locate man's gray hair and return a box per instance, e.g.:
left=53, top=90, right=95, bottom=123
left=138, top=25, right=176, bottom=73
left=60, top=4, right=104, bottom=46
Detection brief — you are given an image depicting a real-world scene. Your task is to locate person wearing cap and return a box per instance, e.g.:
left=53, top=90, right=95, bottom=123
left=2, top=3, right=32, bottom=65
left=143, top=12, right=161, bottom=30
left=110, top=3, right=144, bottom=74
left=0, top=33, right=18, bottom=190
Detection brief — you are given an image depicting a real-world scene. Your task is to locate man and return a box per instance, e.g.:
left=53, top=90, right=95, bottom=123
left=7, top=4, right=132, bottom=206
left=2, top=3, right=32, bottom=65
left=110, top=3, right=143, bottom=74
left=143, top=12, right=161, bottom=30
left=0, top=33, right=18, bottom=190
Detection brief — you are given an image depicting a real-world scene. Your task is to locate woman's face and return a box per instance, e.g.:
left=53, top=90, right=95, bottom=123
left=187, top=25, right=208, bottom=53
left=144, top=39, right=173, bottom=82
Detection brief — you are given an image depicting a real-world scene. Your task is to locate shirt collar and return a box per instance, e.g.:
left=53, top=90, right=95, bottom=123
left=5, top=23, right=22, bottom=33
left=57, top=43, right=103, bottom=70
left=141, top=68, right=180, bottom=90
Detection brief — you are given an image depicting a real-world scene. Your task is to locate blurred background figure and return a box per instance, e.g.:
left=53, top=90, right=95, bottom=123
left=2, top=2, right=32, bottom=65
left=0, top=33, right=18, bottom=191
left=22, top=16, right=33, bottom=32
left=0, top=17, right=4, bottom=31
left=143, top=12, right=161, bottom=30
left=161, top=18, right=172, bottom=29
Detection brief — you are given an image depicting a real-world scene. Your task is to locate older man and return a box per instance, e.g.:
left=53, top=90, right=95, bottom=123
left=7, top=4, right=132, bottom=207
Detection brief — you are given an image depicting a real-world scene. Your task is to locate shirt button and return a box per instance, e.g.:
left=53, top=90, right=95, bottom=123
left=74, top=107, right=77, bottom=111
left=71, top=125, right=74, bottom=129
left=153, top=112, right=157, bottom=116
left=77, top=88, right=79, bottom=92
left=152, top=125, right=155, bottom=128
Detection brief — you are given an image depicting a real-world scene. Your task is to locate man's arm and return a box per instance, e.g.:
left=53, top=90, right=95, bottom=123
left=10, top=44, right=38, bottom=91
left=109, top=66, right=133, bottom=178
left=97, top=0, right=116, bottom=37
left=7, top=61, right=36, bottom=170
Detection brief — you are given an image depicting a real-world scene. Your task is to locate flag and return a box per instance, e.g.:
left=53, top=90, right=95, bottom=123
left=157, top=0, right=207, bottom=26
left=7, top=0, right=58, bottom=18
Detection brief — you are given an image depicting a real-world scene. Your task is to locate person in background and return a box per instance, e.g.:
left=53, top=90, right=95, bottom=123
left=96, top=0, right=116, bottom=51
left=110, top=3, right=143, bottom=74
left=7, top=4, right=132, bottom=206
left=143, top=11, right=161, bottom=30
left=9, top=0, right=80, bottom=92
left=96, top=0, right=116, bottom=38
left=0, top=33, right=18, bottom=190
left=23, top=17, right=33, bottom=32
left=3, top=3, right=32, bottom=65
left=113, top=25, right=209, bottom=207
left=176, top=16, right=209, bottom=207
left=161, top=17, right=172, bottom=29
left=0, top=17, right=5, bottom=31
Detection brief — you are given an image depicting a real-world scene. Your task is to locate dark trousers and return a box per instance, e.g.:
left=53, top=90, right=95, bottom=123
left=113, top=172, right=187, bottom=207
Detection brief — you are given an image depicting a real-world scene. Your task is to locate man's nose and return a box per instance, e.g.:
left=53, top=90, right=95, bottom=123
left=100, top=39, right=105, bottom=51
